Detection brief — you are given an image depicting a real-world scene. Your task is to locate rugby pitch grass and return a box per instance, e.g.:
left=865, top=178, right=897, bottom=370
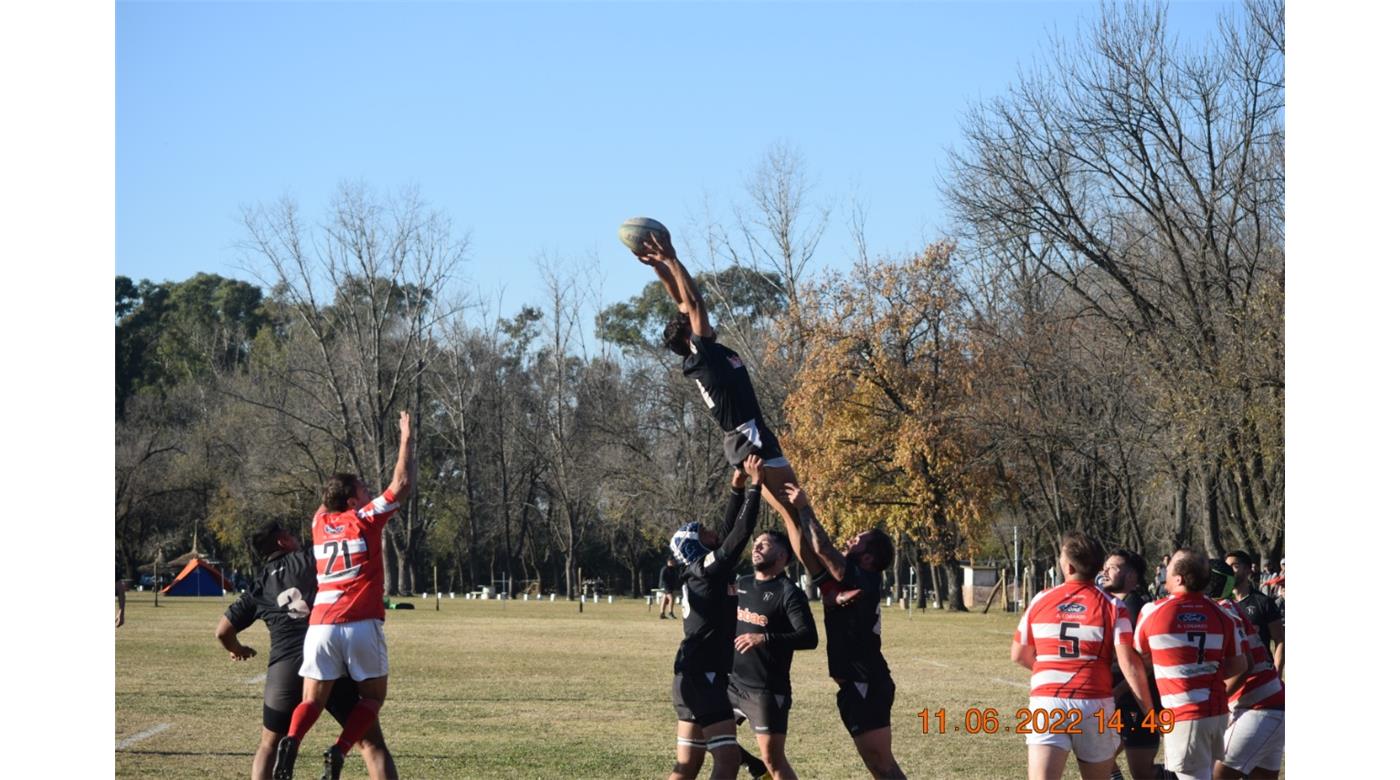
left=116, top=594, right=1078, bottom=778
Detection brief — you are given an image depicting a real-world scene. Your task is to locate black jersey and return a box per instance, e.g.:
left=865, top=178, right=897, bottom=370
left=224, top=548, right=318, bottom=667
left=1234, top=589, right=1283, bottom=648
left=659, top=564, right=680, bottom=593
left=674, top=486, right=762, bottom=675
left=732, top=573, right=817, bottom=694
left=682, top=334, right=766, bottom=435
left=822, top=565, right=889, bottom=683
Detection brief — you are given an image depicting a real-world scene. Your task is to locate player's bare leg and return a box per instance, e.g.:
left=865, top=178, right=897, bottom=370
left=355, top=721, right=398, bottom=780
left=1075, top=756, right=1117, bottom=780
left=700, top=718, right=741, bottom=780
left=851, top=727, right=904, bottom=779
left=757, top=465, right=822, bottom=574
left=1027, top=744, right=1071, bottom=780
left=671, top=721, right=708, bottom=780
left=317, top=675, right=389, bottom=779
left=253, top=727, right=281, bottom=780
left=755, top=732, right=796, bottom=780
left=1124, top=746, right=1158, bottom=779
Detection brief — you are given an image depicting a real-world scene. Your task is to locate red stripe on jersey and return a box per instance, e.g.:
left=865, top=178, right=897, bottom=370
left=1217, top=600, right=1285, bottom=711
left=309, top=489, right=399, bottom=625
left=1134, top=594, right=1242, bottom=721
left=1014, top=581, right=1132, bottom=699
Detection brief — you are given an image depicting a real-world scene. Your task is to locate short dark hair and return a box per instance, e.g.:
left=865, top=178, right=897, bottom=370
left=1108, top=548, right=1147, bottom=585
left=323, top=473, right=360, bottom=512
left=1060, top=531, right=1104, bottom=576
left=1171, top=548, right=1211, bottom=592
left=758, top=530, right=793, bottom=564
left=251, top=521, right=286, bottom=559
left=662, top=312, right=691, bottom=356
left=1225, top=549, right=1254, bottom=568
left=863, top=528, right=895, bottom=571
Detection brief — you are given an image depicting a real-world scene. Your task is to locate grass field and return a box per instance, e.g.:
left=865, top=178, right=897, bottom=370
left=115, top=593, right=1121, bottom=779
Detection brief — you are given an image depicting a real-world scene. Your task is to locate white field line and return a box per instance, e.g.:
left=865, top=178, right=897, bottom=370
left=916, top=658, right=950, bottom=668
left=990, top=677, right=1026, bottom=689
left=116, top=722, right=171, bottom=750
left=245, top=672, right=267, bottom=684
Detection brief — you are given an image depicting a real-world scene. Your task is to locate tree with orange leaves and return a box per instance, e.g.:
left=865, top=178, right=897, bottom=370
left=784, top=242, right=989, bottom=610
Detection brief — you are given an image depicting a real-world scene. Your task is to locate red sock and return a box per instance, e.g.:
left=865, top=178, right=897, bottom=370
left=333, top=698, right=382, bottom=754
left=287, top=701, right=324, bottom=741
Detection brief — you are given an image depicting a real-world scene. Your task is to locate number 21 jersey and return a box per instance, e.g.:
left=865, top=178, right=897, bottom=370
left=309, top=489, right=400, bottom=625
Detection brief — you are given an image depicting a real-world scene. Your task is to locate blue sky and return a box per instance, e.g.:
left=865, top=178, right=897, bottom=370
left=117, top=0, right=1231, bottom=321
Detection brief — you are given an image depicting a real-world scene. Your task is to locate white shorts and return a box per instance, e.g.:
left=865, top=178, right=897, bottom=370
left=1222, top=708, right=1284, bottom=773
left=1024, top=696, right=1120, bottom=764
left=299, top=619, right=388, bottom=682
left=1162, top=713, right=1228, bottom=780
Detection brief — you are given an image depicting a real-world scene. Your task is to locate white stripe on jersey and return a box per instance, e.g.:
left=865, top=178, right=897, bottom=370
left=313, top=538, right=369, bottom=558
left=1153, top=661, right=1220, bottom=680
left=1030, top=623, right=1105, bottom=641
left=1147, top=632, right=1225, bottom=651
left=1234, top=678, right=1283, bottom=709
left=1037, top=654, right=1101, bottom=663
left=313, top=589, right=343, bottom=605
left=1251, top=661, right=1274, bottom=674
left=358, top=496, right=398, bottom=519
left=317, top=564, right=363, bottom=584
left=1030, top=670, right=1075, bottom=690
left=695, top=379, right=715, bottom=409
left=1161, top=689, right=1212, bottom=708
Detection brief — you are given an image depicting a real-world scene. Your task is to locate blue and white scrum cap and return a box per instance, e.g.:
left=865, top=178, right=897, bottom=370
left=670, top=521, right=709, bottom=566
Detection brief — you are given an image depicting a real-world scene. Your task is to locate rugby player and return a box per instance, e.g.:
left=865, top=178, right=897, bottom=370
left=783, top=483, right=903, bottom=780
left=634, top=235, right=823, bottom=579
left=273, top=410, right=414, bottom=780
left=1101, top=549, right=1162, bottom=780
left=216, top=521, right=397, bottom=780
left=1208, top=561, right=1284, bottom=780
left=1223, top=551, right=1284, bottom=677
left=669, top=454, right=766, bottom=780
left=1012, top=535, right=1153, bottom=780
left=730, top=530, right=818, bottom=780
left=1134, top=550, right=1247, bottom=780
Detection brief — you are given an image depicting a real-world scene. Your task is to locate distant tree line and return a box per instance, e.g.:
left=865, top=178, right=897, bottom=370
left=115, top=1, right=1282, bottom=605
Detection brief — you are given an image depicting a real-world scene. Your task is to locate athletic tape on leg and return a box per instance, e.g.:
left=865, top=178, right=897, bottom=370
left=706, top=735, right=738, bottom=752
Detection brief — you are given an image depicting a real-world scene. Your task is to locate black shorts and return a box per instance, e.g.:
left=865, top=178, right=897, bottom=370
left=728, top=681, right=792, bottom=735
left=263, top=656, right=360, bottom=733
left=1117, top=702, right=1162, bottom=749
left=836, top=676, right=896, bottom=737
left=723, top=426, right=787, bottom=468
left=672, top=671, right=733, bottom=727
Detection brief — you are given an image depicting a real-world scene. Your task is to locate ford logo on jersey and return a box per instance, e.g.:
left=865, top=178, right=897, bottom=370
left=323, top=523, right=345, bottom=535
left=1179, top=612, right=1207, bottom=623
left=1057, top=602, right=1087, bottom=613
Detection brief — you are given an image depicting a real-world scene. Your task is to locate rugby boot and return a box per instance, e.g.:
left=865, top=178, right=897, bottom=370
left=321, top=744, right=345, bottom=780
left=272, top=736, right=299, bottom=780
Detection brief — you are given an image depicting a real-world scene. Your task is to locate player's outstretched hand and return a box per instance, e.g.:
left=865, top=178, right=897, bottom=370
left=743, top=454, right=764, bottom=485
left=229, top=645, right=257, bottom=662
left=730, top=467, right=746, bottom=491
left=734, top=633, right=767, bottom=654
left=637, top=233, right=675, bottom=265
left=399, top=410, right=412, bottom=439
left=783, top=482, right=810, bottom=510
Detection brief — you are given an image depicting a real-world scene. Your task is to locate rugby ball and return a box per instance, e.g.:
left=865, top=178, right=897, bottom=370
left=618, top=217, right=670, bottom=255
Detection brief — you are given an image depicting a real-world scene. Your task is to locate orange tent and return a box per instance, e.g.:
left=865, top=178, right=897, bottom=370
left=161, top=558, right=235, bottom=596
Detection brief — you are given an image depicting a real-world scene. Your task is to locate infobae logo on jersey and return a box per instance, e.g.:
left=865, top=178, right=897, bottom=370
left=727, top=355, right=744, bottom=369
left=1057, top=602, right=1088, bottom=614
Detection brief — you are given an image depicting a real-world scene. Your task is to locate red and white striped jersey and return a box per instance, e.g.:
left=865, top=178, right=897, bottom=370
left=1134, top=593, right=1243, bottom=721
left=309, top=489, right=400, bottom=625
left=1217, top=600, right=1285, bottom=711
left=1014, top=581, right=1132, bottom=699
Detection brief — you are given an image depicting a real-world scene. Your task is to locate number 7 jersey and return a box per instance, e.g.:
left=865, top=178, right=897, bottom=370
left=1014, top=581, right=1133, bottom=699
left=309, top=489, right=400, bottom=625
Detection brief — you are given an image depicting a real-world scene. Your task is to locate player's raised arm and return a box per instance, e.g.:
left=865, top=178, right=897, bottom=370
left=387, top=410, right=414, bottom=499
left=709, top=455, right=764, bottom=570
left=638, top=234, right=713, bottom=338
left=784, top=482, right=847, bottom=582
